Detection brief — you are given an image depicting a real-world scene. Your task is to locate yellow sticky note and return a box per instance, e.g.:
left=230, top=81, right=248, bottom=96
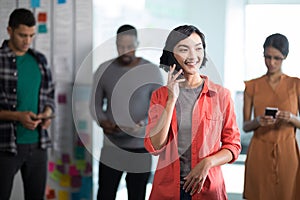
left=58, top=190, right=69, bottom=200
left=60, top=174, right=71, bottom=187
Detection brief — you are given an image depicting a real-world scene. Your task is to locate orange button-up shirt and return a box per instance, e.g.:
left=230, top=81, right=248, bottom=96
left=145, top=76, right=241, bottom=200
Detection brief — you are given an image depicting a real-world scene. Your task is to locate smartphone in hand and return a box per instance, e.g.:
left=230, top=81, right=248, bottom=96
left=32, top=114, right=55, bottom=121
left=265, top=107, right=278, bottom=118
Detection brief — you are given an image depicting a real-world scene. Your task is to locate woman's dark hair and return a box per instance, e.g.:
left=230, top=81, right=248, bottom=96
left=160, top=25, right=207, bottom=72
left=9, top=8, right=36, bottom=29
left=263, top=33, right=289, bottom=57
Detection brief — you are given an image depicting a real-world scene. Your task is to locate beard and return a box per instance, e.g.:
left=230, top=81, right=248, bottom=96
left=117, top=54, right=134, bottom=65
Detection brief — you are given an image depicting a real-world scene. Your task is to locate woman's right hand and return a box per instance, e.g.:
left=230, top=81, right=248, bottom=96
left=167, top=64, right=185, bottom=102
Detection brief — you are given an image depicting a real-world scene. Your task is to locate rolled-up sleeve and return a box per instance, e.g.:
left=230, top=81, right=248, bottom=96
left=144, top=87, right=171, bottom=155
left=220, top=90, right=241, bottom=163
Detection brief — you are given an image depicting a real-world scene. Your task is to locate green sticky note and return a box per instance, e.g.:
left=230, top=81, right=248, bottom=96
left=75, top=147, right=85, bottom=160
left=38, top=24, right=47, bottom=33
left=50, top=169, right=63, bottom=182
left=75, top=160, right=86, bottom=171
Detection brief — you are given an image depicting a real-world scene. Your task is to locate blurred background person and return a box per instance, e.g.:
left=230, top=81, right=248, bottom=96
left=90, top=24, right=164, bottom=200
left=243, top=33, right=300, bottom=200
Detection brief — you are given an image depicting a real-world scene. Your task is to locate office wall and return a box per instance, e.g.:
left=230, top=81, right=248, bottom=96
left=248, top=0, right=300, bottom=4
left=0, top=0, right=93, bottom=199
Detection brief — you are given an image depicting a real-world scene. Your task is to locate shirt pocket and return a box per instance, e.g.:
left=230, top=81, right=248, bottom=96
left=204, top=112, right=224, bottom=135
left=197, top=112, right=224, bottom=158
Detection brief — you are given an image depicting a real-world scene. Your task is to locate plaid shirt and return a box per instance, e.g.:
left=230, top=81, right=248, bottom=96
left=0, top=40, right=55, bottom=154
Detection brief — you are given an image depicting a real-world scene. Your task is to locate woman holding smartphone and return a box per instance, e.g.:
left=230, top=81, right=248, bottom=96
left=144, top=25, right=241, bottom=200
left=243, top=33, right=300, bottom=200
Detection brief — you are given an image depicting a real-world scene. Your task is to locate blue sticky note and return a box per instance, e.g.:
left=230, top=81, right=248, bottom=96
left=79, top=176, right=92, bottom=199
left=75, top=147, right=85, bottom=160
left=31, top=0, right=40, bottom=8
left=38, top=24, right=47, bottom=33
left=58, top=0, right=66, bottom=4
left=71, top=192, right=80, bottom=200
left=78, top=120, right=87, bottom=131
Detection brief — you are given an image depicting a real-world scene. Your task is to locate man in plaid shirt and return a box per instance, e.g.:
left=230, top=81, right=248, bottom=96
left=0, top=8, right=55, bottom=199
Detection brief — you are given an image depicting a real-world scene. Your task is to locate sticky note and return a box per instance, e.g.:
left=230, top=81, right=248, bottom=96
left=48, top=161, right=55, bottom=172
left=62, top=153, right=71, bottom=164
left=71, top=192, right=80, bottom=200
left=60, top=174, right=71, bottom=187
left=58, top=0, right=66, bottom=4
left=75, top=147, right=85, bottom=160
left=38, top=12, right=47, bottom=22
left=38, top=24, right=47, bottom=33
left=78, top=120, right=87, bottom=130
left=84, top=162, right=92, bottom=174
left=79, top=176, right=92, bottom=199
left=69, top=165, right=79, bottom=176
left=46, top=189, right=56, bottom=199
left=58, top=190, right=69, bottom=200
left=58, top=94, right=67, bottom=104
left=75, top=160, right=86, bottom=171
left=71, top=176, right=82, bottom=188
left=31, top=0, right=40, bottom=8
left=50, top=170, right=63, bottom=182
left=56, top=164, right=65, bottom=174
left=56, top=159, right=63, bottom=165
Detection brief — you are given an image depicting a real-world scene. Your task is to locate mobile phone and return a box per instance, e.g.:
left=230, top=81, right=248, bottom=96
left=265, top=107, right=278, bottom=118
left=32, top=114, right=56, bottom=120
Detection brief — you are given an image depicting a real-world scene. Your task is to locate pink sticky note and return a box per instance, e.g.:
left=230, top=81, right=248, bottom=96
left=58, top=94, right=67, bottom=104
left=69, top=165, right=79, bottom=176
left=48, top=162, right=55, bottom=172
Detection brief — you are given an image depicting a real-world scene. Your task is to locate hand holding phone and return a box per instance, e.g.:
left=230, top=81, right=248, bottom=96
left=265, top=107, right=278, bottom=118
left=32, top=114, right=55, bottom=121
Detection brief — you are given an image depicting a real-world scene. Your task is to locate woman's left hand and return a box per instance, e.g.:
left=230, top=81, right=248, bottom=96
left=276, top=110, right=294, bottom=124
left=183, top=158, right=210, bottom=195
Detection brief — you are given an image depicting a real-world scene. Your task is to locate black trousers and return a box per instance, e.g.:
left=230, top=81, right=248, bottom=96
left=97, top=147, right=151, bottom=200
left=97, top=163, right=151, bottom=200
left=0, top=144, right=47, bottom=200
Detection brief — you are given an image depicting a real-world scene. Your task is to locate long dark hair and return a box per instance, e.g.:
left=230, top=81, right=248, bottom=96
left=160, top=25, right=207, bottom=72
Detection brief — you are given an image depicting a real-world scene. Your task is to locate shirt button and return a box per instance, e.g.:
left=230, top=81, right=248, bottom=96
left=13, top=88, right=16, bottom=92
left=12, top=105, right=16, bottom=108
left=12, top=58, right=16, bottom=62
left=13, top=72, right=17, bottom=76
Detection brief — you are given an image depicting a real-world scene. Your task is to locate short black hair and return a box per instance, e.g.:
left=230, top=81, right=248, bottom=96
left=116, top=24, right=137, bottom=37
left=263, top=33, right=289, bottom=57
left=8, top=8, right=36, bottom=29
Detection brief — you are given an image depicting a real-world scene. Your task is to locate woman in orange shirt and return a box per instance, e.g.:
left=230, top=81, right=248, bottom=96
left=243, top=33, right=300, bottom=200
left=144, top=25, right=241, bottom=200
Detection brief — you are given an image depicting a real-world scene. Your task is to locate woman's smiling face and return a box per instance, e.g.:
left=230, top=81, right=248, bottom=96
left=173, top=32, right=204, bottom=75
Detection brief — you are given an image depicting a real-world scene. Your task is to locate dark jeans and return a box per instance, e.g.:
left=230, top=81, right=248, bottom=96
left=0, top=143, right=47, bottom=200
left=180, top=188, right=192, bottom=200
left=97, top=147, right=151, bottom=200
